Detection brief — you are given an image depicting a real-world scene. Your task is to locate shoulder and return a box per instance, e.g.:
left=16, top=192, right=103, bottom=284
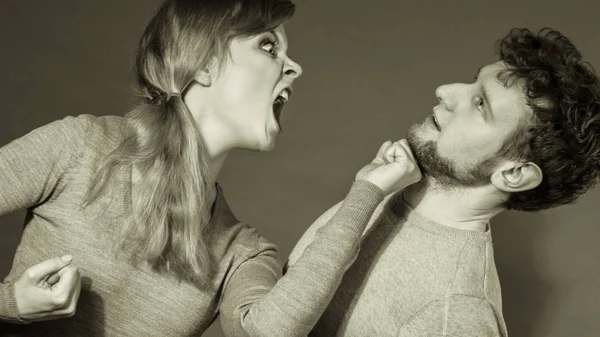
left=83, top=114, right=129, bottom=145
left=221, top=220, right=276, bottom=251
left=399, top=295, right=505, bottom=337
left=211, top=190, right=279, bottom=262
left=67, top=115, right=129, bottom=158
left=445, top=295, right=506, bottom=337
left=35, top=114, right=126, bottom=147
left=26, top=114, right=92, bottom=143
left=224, top=222, right=278, bottom=261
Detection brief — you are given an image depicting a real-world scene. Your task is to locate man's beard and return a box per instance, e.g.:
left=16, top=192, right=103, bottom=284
left=405, top=122, right=497, bottom=189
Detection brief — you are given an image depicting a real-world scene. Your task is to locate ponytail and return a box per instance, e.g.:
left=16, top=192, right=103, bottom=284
left=86, top=90, right=214, bottom=287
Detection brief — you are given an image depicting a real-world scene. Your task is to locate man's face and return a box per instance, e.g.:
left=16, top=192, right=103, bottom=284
left=407, top=61, right=532, bottom=187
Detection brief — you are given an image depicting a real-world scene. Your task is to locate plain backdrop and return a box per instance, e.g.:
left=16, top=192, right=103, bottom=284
left=1, top=1, right=599, bottom=336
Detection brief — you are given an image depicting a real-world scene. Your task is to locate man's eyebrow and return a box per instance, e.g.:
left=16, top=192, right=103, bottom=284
left=476, top=66, right=495, bottom=120
left=475, top=66, right=483, bottom=78
left=482, top=86, right=494, bottom=119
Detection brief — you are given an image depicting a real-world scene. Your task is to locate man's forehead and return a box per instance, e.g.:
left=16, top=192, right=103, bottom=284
left=478, top=61, right=508, bottom=77
left=480, top=61, right=532, bottom=120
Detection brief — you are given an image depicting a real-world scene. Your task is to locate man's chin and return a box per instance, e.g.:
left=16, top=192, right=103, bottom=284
left=405, top=122, right=491, bottom=187
left=405, top=123, right=424, bottom=151
left=404, top=136, right=462, bottom=187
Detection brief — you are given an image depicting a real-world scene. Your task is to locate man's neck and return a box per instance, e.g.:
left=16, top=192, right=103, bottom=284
left=402, top=178, right=505, bottom=232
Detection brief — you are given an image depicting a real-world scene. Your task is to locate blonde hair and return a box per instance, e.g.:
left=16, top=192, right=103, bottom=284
left=86, top=0, right=295, bottom=287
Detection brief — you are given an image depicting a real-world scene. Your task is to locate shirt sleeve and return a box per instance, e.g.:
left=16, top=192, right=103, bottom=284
left=219, top=180, right=384, bottom=337
left=398, top=295, right=505, bottom=337
left=0, top=114, right=89, bottom=323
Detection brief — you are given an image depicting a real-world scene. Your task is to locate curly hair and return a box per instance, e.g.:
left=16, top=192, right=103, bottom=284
left=495, top=28, right=600, bottom=212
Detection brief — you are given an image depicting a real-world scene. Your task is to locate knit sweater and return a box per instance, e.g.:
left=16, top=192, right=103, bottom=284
left=287, top=192, right=509, bottom=336
left=0, top=114, right=384, bottom=337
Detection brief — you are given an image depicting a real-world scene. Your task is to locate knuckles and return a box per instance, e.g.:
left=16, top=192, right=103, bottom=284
left=51, top=292, right=70, bottom=308
left=66, top=304, right=77, bottom=317
left=25, top=270, right=37, bottom=281
left=62, top=265, right=81, bottom=278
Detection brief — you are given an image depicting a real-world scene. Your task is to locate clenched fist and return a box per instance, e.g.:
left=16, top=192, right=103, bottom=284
left=13, top=255, right=81, bottom=322
left=356, top=139, right=422, bottom=195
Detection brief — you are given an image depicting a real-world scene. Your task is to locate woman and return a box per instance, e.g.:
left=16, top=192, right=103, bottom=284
left=0, top=0, right=420, bottom=336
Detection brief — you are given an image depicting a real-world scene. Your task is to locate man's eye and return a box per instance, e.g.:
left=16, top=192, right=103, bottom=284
left=476, top=96, right=485, bottom=112
left=260, top=39, right=277, bottom=55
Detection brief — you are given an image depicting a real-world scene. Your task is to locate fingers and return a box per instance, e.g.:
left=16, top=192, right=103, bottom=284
left=50, top=265, right=81, bottom=311
left=14, top=258, right=81, bottom=322
left=382, top=139, right=418, bottom=165
left=375, top=140, right=393, bottom=159
left=45, top=272, right=60, bottom=286
left=384, top=140, right=414, bottom=164
left=396, top=139, right=417, bottom=163
left=52, top=265, right=80, bottom=294
left=375, top=140, right=416, bottom=164
left=383, top=143, right=401, bottom=164
left=396, top=139, right=422, bottom=184
left=27, top=255, right=72, bottom=283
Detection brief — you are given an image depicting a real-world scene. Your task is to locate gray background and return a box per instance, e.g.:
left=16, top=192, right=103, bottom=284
left=1, top=1, right=599, bottom=336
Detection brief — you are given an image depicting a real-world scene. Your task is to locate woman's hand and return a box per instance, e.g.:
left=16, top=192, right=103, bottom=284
left=356, top=139, right=422, bottom=195
left=13, top=255, right=81, bottom=322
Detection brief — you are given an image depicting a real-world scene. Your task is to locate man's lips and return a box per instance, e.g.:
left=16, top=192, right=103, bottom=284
left=432, top=112, right=441, bottom=131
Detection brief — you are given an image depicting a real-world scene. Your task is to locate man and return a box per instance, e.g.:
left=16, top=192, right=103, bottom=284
left=287, top=28, right=600, bottom=336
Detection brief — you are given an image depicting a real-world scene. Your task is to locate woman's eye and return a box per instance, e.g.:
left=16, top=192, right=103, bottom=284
left=260, top=39, right=277, bottom=55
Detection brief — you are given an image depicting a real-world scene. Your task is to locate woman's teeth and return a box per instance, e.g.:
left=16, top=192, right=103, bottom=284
left=279, top=89, right=289, bottom=103
left=272, top=88, right=291, bottom=130
left=273, top=97, right=286, bottom=129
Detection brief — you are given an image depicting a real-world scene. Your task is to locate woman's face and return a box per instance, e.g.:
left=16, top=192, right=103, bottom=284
left=199, top=25, right=303, bottom=152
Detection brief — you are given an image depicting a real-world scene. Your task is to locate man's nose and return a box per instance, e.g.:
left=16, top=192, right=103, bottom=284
left=435, top=85, right=457, bottom=111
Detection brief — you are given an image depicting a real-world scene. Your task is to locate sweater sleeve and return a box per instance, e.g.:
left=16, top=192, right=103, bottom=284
left=398, top=295, right=505, bottom=337
left=0, top=114, right=89, bottom=323
left=219, top=180, right=384, bottom=337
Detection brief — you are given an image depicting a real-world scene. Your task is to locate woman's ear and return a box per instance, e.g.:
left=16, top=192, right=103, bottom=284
left=196, top=68, right=212, bottom=87
left=196, top=57, right=219, bottom=87
left=491, top=161, right=543, bottom=193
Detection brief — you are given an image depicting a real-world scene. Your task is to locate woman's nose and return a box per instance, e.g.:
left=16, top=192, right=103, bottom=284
left=284, top=57, right=303, bottom=79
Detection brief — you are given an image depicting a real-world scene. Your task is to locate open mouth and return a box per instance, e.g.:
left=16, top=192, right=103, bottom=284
left=432, top=113, right=441, bottom=131
left=273, top=88, right=290, bottom=129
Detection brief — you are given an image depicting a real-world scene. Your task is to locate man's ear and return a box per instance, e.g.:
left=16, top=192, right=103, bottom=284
left=491, top=161, right=543, bottom=193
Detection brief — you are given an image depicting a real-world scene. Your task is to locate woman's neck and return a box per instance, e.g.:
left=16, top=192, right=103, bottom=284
left=203, top=151, right=228, bottom=213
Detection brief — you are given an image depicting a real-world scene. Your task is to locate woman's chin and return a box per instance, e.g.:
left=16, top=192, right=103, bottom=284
left=261, top=143, right=276, bottom=152
left=256, top=126, right=279, bottom=151
left=238, top=136, right=276, bottom=153
left=258, top=136, right=277, bottom=152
